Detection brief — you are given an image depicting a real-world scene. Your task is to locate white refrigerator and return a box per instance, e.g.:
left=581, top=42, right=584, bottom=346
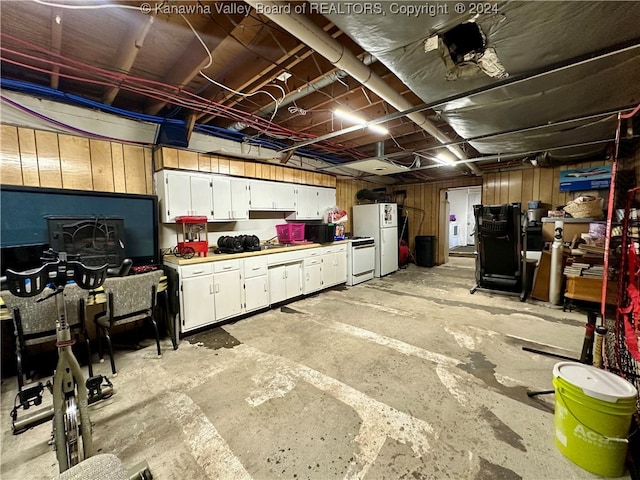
left=353, top=203, right=398, bottom=277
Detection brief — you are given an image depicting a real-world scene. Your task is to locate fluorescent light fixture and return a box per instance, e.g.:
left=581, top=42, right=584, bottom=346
left=333, top=108, right=388, bottom=135
left=435, top=151, right=456, bottom=165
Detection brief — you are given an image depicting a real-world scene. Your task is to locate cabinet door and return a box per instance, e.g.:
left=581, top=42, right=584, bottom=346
left=230, top=178, right=249, bottom=219
left=296, top=185, right=319, bottom=219
left=275, top=183, right=297, bottom=211
left=212, top=176, right=232, bottom=220
left=322, top=252, right=337, bottom=287
left=181, top=275, right=215, bottom=332
left=213, top=270, right=243, bottom=321
left=249, top=180, right=273, bottom=210
left=285, top=263, right=303, bottom=298
left=318, top=187, right=336, bottom=219
left=304, top=259, right=323, bottom=294
left=244, top=275, right=269, bottom=312
left=190, top=175, right=214, bottom=220
left=335, top=247, right=347, bottom=284
left=268, top=265, right=287, bottom=304
left=165, top=171, right=192, bottom=221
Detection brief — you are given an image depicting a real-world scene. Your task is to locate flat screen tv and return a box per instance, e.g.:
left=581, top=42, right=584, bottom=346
left=0, top=185, right=159, bottom=272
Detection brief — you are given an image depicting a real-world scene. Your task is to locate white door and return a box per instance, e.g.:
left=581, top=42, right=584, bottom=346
left=296, top=185, right=319, bottom=219
left=181, top=275, right=214, bottom=332
left=230, top=178, right=249, bottom=219
left=467, top=189, right=481, bottom=245
left=318, top=187, right=336, bottom=220
left=380, top=227, right=398, bottom=276
left=244, top=275, right=269, bottom=313
left=212, top=176, right=232, bottom=220
left=249, top=180, right=273, bottom=210
left=190, top=175, right=213, bottom=220
left=304, top=258, right=323, bottom=294
left=165, top=171, right=191, bottom=221
left=213, top=270, right=242, bottom=321
left=335, top=247, right=347, bottom=284
left=285, top=263, right=302, bottom=298
left=322, top=252, right=337, bottom=287
left=268, top=265, right=287, bottom=304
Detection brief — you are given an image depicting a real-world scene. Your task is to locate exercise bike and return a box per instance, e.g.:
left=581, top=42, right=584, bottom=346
left=4, top=250, right=112, bottom=473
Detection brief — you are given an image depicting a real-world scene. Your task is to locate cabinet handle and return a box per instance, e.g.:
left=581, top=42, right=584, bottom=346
left=306, top=273, right=309, bottom=281
left=252, top=266, right=261, bottom=270
left=215, top=283, right=220, bottom=293
left=223, top=265, right=232, bottom=270
left=264, top=283, right=268, bottom=292
left=209, top=284, right=214, bottom=294
left=193, top=269, right=204, bottom=274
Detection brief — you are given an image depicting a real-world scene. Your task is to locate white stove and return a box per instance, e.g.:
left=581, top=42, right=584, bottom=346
left=346, top=237, right=375, bottom=286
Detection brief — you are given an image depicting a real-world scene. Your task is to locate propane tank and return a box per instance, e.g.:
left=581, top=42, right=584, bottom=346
left=549, top=221, right=564, bottom=305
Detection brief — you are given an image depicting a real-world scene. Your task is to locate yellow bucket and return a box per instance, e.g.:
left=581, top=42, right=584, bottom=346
left=553, top=362, right=637, bottom=477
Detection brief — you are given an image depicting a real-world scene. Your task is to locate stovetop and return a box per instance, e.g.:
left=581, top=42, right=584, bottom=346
left=347, top=236, right=375, bottom=246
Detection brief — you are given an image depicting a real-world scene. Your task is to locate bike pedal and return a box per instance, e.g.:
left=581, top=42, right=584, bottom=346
left=18, top=382, right=44, bottom=409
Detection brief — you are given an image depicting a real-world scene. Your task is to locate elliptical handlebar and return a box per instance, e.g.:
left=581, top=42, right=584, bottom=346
left=4, top=249, right=108, bottom=298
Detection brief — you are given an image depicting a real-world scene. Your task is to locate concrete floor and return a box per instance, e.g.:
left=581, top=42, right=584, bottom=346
left=0, top=258, right=622, bottom=479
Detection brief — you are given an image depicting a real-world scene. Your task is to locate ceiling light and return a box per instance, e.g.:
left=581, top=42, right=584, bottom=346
left=435, top=152, right=456, bottom=165
left=334, top=108, right=388, bottom=135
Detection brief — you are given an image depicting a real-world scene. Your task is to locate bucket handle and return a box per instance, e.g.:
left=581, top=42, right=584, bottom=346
left=557, top=387, right=632, bottom=444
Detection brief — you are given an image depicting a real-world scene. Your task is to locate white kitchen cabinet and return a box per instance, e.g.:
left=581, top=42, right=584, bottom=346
left=212, top=176, right=249, bottom=221
left=303, top=256, right=323, bottom=294
left=322, top=244, right=347, bottom=287
left=156, top=170, right=213, bottom=223
left=230, top=178, right=249, bottom=219
left=296, top=185, right=320, bottom=219
left=177, top=263, right=215, bottom=333
left=242, top=257, right=269, bottom=313
left=249, top=179, right=296, bottom=211
left=268, top=262, right=302, bottom=304
left=295, top=185, right=337, bottom=220
left=213, top=260, right=243, bottom=321
left=318, top=187, right=336, bottom=219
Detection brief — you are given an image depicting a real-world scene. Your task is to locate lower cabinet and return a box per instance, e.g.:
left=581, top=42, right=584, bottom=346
left=304, top=256, right=323, bottom=294
left=322, top=244, right=347, bottom=287
left=178, top=263, right=215, bottom=333
left=243, top=257, right=269, bottom=313
left=268, top=263, right=302, bottom=304
left=213, top=260, right=242, bottom=321
left=168, top=244, right=347, bottom=335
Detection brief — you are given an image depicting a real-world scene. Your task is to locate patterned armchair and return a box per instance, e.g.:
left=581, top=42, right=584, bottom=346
left=1, top=283, right=92, bottom=390
left=94, top=270, right=164, bottom=375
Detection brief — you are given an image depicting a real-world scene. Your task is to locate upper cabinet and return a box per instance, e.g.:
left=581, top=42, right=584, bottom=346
left=249, top=179, right=296, bottom=211
left=155, top=169, right=335, bottom=223
left=295, top=185, right=337, bottom=220
left=156, top=170, right=213, bottom=223
left=212, top=176, right=249, bottom=220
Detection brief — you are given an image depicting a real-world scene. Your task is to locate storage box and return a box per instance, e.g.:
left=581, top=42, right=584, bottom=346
left=276, top=223, right=305, bottom=243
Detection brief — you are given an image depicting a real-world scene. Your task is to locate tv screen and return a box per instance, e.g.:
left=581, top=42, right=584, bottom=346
left=0, top=185, right=159, bottom=269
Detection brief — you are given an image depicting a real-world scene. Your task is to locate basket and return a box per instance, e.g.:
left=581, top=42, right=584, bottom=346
left=276, top=223, right=305, bottom=243
left=563, top=197, right=604, bottom=219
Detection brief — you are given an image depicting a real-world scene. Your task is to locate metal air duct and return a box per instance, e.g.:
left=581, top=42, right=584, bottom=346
left=245, top=0, right=481, bottom=176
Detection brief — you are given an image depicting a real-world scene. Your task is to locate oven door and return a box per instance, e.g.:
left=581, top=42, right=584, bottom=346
left=349, top=243, right=375, bottom=285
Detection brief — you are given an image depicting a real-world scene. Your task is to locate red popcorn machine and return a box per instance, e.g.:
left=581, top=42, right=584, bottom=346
left=174, top=216, right=209, bottom=258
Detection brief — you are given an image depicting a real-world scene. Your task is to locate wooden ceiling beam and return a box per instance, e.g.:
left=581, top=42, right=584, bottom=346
left=49, top=9, right=62, bottom=89
left=145, top=13, right=248, bottom=115
left=197, top=23, right=342, bottom=123
left=102, top=15, right=154, bottom=105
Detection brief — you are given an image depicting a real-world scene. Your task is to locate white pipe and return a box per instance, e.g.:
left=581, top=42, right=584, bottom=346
left=246, top=0, right=482, bottom=176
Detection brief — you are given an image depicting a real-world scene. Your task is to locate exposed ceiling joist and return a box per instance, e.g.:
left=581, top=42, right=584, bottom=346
left=49, top=9, right=62, bottom=89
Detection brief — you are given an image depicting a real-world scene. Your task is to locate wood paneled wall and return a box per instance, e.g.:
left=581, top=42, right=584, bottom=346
left=482, top=160, right=613, bottom=209
left=1, top=125, right=153, bottom=194
left=155, top=147, right=336, bottom=188
left=335, top=176, right=482, bottom=264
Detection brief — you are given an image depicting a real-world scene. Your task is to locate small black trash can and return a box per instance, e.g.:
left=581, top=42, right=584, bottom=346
left=415, top=235, right=436, bottom=267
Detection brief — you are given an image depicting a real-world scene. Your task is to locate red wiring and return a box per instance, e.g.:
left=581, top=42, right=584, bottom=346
left=0, top=32, right=367, bottom=160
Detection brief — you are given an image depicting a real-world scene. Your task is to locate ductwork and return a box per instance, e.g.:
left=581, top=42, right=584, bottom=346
left=245, top=0, right=482, bottom=176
